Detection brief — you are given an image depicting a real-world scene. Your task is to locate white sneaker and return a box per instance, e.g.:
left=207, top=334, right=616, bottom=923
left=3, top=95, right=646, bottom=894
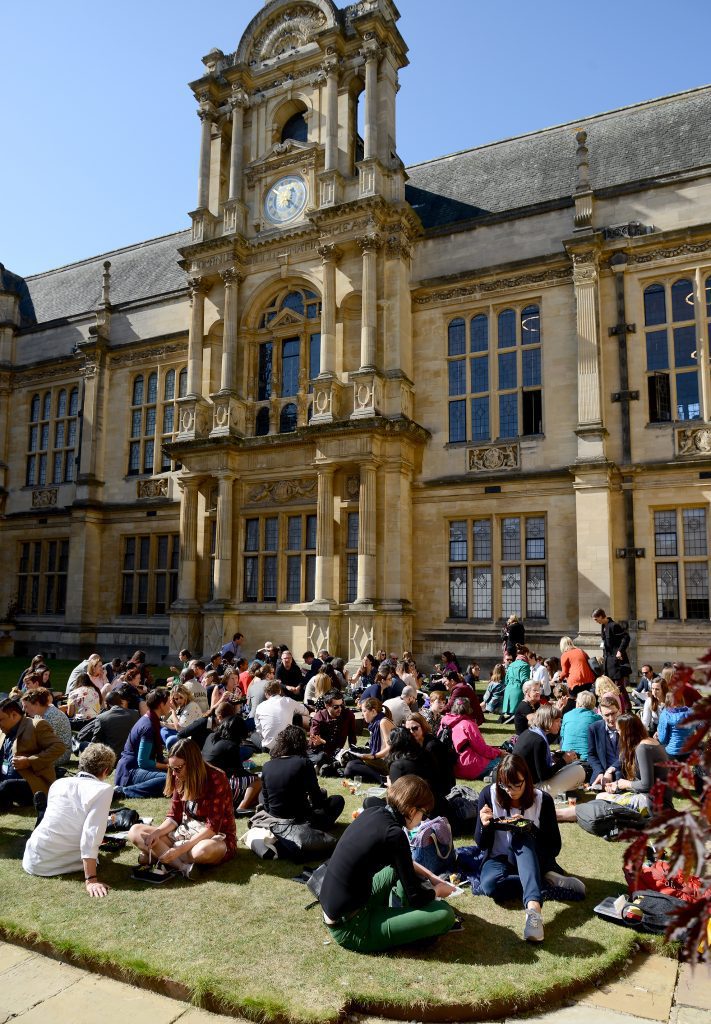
left=544, top=870, right=586, bottom=899
left=523, top=908, right=544, bottom=943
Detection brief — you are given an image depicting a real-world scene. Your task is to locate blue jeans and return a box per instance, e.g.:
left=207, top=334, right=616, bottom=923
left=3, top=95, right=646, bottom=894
left=160, top=726, right=179, bottom=750
left=120, top=768, right=166, bottom=798
left=479, top=832, right=543, bottom=908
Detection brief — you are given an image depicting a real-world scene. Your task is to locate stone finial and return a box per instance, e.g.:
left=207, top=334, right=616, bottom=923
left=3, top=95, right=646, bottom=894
left=101, top=261, right=111, bottom=308
left=575, top=130, right=590, bottom=192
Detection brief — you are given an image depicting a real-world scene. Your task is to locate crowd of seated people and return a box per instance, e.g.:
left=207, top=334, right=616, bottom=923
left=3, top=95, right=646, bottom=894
left=3, top=620, right=705, bottom=952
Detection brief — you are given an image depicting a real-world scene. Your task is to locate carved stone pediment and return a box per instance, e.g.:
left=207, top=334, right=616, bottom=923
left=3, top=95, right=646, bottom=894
left=246, top=478, right=317, bottom=506
left=677, top=427, right=711, bottom=456
left=245, top=141, right=321, bottom=184
left=468, top=443, right=520, bottom=473
left=32, top=488, right=58, bottom=508
left=137, top=478, right=169, bottom=499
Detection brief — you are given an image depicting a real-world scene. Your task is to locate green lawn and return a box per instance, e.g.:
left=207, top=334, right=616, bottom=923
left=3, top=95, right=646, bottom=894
left=0, top=719, right=659, bottom=1023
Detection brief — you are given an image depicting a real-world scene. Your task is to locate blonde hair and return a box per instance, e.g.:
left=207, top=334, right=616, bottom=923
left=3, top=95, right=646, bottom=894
left=595, top=675, right=618, bottom=699
left=490, top=663, right=505, bottom=683
left=559, top=636, right=575, bottom=653
left=312, top=672, right=332, bottom=699
left=86, top=654, right=103, bottom=676
left=576, top=690, right=596, bottom=710
left=170, top=683, right=194, bottom=704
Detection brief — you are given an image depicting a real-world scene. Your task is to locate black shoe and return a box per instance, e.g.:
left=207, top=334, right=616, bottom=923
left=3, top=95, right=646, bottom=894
left=33, top=791, right=47, bottom=829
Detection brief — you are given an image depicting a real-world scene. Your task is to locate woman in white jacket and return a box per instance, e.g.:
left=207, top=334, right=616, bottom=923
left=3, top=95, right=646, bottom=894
left=23, top=743, right=116, bottom=898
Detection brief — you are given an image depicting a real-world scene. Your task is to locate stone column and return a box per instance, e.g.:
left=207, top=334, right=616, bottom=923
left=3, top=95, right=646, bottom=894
left=228, top=90, right=248, bottom=201
left=359, top=234, right=380, bottom=370
left=695, top=267, right=711, bottom=422
left=314, top=466, right=335, bottom=603
left=177, top=477, right=200, bottom=603
left=356, top=462, right=377, bottom=603
left=572, top=251, right=605, bottom=462
left=318, top=245, right=339, bottom=374
left=220, top=268, right=241, bottom=393
left=324, top=59, right=339, bottom=172
left=361, top=40, right=381, bottom=161
left=187, top=277, right=208, bottom=398
left=197, top=106, right=214, bottom=210
left=213, top=472, right=235, bottom=602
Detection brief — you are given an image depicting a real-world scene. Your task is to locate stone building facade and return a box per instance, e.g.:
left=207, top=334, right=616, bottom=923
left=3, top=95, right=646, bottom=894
left=2, top=0, right=711, bottom=667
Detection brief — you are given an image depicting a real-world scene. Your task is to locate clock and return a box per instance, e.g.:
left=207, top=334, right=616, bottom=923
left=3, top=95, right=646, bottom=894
left=264, top=175, right=308, bottom=225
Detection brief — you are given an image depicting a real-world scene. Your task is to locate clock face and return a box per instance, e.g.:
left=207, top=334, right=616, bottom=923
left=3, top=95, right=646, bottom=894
left=264, top=175, right=308, bottom=225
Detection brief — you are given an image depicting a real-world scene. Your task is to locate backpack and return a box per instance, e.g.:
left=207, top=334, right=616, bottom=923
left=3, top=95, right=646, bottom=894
left=436, top=722, right=456, bottom=755
left=576, top=798, right=645, bottom=840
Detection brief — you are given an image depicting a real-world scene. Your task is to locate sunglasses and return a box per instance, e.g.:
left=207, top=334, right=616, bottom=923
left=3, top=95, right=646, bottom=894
left=406, top=725, right=421, bottom=733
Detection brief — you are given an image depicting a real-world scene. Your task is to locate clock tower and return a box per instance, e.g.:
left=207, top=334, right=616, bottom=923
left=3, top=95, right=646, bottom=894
left=169, top=0, right=424, bottom=664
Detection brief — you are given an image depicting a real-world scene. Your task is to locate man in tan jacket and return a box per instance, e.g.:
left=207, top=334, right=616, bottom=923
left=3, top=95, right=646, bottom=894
left=0, top=698, right=65, bottom=812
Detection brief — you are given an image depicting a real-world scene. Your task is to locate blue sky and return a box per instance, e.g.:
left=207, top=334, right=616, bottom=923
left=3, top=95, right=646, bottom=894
left=3, top=0, right=711, bottom=276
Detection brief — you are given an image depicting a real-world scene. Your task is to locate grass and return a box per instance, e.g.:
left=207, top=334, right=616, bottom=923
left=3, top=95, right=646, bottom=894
left=0, top=716, right=659, bottom=1023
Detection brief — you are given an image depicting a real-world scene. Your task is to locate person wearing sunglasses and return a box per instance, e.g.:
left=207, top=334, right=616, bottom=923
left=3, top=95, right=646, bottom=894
left=127, top=737, right=236, bottom=876
left=475, top=754, right=585, bottom=944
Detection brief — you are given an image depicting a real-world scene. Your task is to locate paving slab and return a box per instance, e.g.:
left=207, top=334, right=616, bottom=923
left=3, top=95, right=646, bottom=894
left=0, top=953, right=83, bottom=1015
left=505, top=1006, right=656, bottom=1024
left=0, top=942, right=36, bottom=973
left=11, top=973, right=189, bottom=1024
left=669, top=1008, right=711, bottom=1024
left=676, top=963, right=711, bottom=1010
left=578, top=953, right=678, bottom=1022
left=174, top=1009, right=253, bottom=1024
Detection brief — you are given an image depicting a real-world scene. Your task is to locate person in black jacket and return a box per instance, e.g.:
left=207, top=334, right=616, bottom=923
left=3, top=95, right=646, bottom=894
left=592, top=608, right=631, bottom=710
left=515, top=706, right=586, bottom=798
left=502, top=615, right=525, bottom=658
left=319, top=775, right=456, bottom=952
left=260, top=725, right=344, bottom=830
left=202, top=712, right=261, bottom=812
left=513, top=680, right=542, bottom=735
left=475, top=755, right=585, bottom=943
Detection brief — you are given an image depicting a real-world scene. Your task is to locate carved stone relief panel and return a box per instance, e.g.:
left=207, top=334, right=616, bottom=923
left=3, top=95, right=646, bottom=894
left=467, top=444, right=520, bottom=473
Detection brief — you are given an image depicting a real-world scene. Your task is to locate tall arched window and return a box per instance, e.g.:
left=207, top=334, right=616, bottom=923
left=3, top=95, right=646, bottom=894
left=281, top=111, right=308, bottom=144
left=280, top=403, right=297, bottom=433
left=253, top=286, right=322, bottom=435
left=644, top=279, right=700, bottom=422
left=26, top=385, right=79, bottom=487
left=128, top=366, right=188, bottom=475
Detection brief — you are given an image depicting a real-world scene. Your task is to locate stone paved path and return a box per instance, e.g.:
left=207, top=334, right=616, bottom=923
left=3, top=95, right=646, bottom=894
left=0, top=941, right=709, bottom=1024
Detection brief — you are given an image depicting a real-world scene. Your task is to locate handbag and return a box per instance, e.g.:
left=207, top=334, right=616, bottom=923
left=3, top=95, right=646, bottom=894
left=106, top=807, right=140, bottom=832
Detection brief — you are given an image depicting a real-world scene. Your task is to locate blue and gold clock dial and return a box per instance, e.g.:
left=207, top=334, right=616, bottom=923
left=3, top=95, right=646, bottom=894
left=264, top=175, right=308, bottom=225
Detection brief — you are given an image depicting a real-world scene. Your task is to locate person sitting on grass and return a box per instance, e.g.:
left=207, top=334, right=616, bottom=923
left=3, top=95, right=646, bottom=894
left=481, top=663, right=507, bottom=715
left=0, top=698, right=65, bottom=818
left=343, top=698, right=394, bottom=784
left=422, top=689, right=448, bottom=732
left=600, top=714, right=673, bottom=812
left=162, top=683, right=203, bottom=749
left=114, top=688, right=171, bottom=799
left=202, top=704, right=262, bottom=813
left=476, top=754, right=585, bottom=944
left=319, top=775, right=457, bottom=953
left=308, top=690, right=358, bottom=772
left=513, top=679, right=543, bottom=735
left=20, top=687, right=72, bottom=769
left=127, top=737, right=236, bottom=876
left=559, top=690, right=598, bottom=761
left=439, top=697, right=504, bottom=782
left=65, top=672, right=103, bottom=724
left=252, top=725, right=344, bottom=857
left=515, top=705, right=586, bottom=798
left=641, top=676, right=669, bottom=737
left=22, top=742, right=116, bottom=898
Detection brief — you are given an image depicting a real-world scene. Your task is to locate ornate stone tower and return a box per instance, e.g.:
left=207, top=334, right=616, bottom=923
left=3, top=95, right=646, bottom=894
left=169, top=0, right=425, bottom=661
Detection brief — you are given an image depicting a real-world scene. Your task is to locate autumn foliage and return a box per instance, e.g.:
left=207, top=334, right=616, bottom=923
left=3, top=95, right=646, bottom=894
left=624, top=655, right=711, bottom=960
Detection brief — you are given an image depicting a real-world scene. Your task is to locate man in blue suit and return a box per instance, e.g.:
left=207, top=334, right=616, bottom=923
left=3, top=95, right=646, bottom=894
left=587, top=694, right=622, bottom=787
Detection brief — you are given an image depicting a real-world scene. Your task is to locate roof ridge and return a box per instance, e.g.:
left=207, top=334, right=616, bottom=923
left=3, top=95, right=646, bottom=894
left=405, top=82, right=711, bottom=172
left=25, top=227, right=191, bottom=280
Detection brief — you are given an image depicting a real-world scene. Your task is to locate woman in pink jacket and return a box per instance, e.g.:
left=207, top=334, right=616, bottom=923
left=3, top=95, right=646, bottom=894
left=440, top=697, right=504, bottom=781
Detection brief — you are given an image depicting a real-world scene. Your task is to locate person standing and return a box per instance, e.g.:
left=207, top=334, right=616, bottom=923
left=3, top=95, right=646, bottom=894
left=502, top=615, right=525, bottom=659
left=591, top=609, right=631, bottom=711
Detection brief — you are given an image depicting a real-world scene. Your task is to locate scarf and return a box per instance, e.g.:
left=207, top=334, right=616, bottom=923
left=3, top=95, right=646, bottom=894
left=368, top=713, right=384, bottom=756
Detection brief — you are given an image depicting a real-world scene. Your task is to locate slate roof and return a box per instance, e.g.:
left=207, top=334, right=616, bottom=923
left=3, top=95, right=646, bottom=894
left=16, top=86, right=711, bottom=326
left=406, top=85, right=711, bottom=229
left=23, top=229, right=192, bottom=326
